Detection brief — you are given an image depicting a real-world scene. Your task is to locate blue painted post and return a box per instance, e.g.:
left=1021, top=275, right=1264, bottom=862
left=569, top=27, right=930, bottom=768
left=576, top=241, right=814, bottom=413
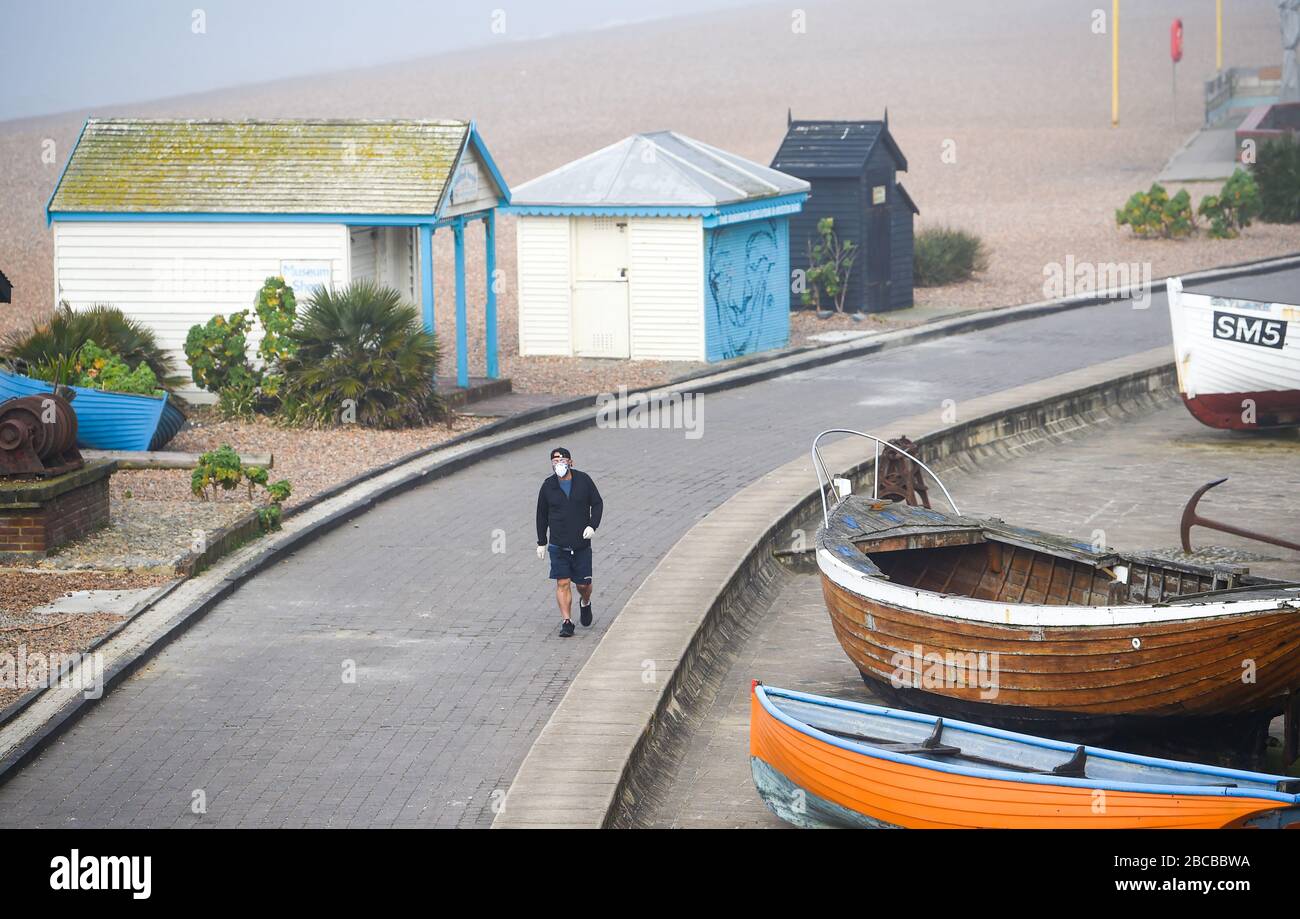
left=484, top=210, right=499, bottom=379
left=453, top=217, right=469, bottom=389
left=419, top=223, right=435, bottom=337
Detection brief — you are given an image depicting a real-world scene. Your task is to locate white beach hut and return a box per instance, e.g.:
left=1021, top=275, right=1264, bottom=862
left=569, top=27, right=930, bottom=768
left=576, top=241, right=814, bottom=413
left=46, top=118, right=510, bottom=401
left=510, top=132, right=809, bottom=362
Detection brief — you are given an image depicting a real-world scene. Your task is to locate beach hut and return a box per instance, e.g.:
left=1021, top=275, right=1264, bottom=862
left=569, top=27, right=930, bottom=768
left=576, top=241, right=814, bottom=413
left=509, top=131, right=808, bottom=362
left=771, top=114, right=917, bottom=313
left=45, top=118, right=510, bottom=401
left=0, top=269, right=10, bottom=304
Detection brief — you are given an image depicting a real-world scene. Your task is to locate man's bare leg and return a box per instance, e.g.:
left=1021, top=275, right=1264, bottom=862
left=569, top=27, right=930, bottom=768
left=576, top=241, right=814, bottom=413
left=576, top=582, right=593, bottom=606
left=555, top=577, right=573, bottom=621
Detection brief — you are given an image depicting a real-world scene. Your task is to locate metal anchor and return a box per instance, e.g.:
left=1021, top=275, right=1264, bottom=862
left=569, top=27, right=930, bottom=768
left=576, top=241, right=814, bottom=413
left=1180, top=477, right=1300, bottom=553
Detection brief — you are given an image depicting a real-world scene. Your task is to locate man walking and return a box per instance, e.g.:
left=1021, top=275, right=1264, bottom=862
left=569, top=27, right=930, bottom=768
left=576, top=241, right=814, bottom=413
left=536, top=446, right=604, bottom=638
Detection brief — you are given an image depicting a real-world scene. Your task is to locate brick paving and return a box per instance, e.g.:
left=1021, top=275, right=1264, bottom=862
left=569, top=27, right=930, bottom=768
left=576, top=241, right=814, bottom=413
left=640, top=402, right=1300, bottom=828
left=2, top=270, right=1298, bottom=827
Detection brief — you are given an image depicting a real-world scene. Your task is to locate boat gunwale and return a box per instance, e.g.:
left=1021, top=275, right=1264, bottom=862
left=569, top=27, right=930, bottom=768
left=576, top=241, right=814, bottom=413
left=754, top=683, right=1300, bottom=804
left=0, top=366, right=172, bottom=408
left=816, top=542, right=1300, bottom=628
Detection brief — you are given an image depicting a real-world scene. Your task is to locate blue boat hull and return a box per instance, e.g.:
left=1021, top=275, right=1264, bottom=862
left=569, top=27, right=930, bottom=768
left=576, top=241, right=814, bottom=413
left=0, top=368, right=185, bottom=451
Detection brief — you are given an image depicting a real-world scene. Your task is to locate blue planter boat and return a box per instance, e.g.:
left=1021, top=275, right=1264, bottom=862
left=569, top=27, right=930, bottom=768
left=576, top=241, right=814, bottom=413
left=0, top=367, right=186, bottom=451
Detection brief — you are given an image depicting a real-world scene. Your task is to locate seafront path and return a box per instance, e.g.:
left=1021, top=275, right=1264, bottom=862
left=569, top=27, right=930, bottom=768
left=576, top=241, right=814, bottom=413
left=2, top=269, right=1297, bottom=827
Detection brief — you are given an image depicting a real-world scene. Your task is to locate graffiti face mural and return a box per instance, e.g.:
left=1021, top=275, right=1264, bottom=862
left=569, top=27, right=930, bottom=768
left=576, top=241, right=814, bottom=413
left=707, top=219, right=780, bottom=359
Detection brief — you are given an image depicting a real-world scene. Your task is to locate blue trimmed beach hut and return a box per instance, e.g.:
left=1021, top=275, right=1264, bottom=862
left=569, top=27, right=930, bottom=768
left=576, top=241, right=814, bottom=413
left=45, top=118, right=510, bottom=401
left=510, top=131, right=808, bottom=362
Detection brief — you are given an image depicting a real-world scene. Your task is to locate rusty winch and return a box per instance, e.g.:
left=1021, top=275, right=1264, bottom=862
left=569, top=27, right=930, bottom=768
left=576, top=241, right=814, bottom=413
left=0, top=391, right=84, bottom=477
left=877, top=435, right=931, bottom=508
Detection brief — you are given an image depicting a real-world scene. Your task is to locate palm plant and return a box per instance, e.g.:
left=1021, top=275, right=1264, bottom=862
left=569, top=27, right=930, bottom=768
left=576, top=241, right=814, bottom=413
left=279, top=280, right=443, bottom=428
left=3, top=302, right=181, bottom=390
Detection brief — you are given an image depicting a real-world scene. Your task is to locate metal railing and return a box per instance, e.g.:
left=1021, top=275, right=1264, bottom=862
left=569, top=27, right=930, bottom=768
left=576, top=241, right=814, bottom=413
left=811, top=429, right=962, bottom=528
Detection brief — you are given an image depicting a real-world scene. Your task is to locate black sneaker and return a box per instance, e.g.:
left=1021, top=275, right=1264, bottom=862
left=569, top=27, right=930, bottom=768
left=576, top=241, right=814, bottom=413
left=559, top=619, right=575, bottom=638
left=579, top=601, right=593, bottom=627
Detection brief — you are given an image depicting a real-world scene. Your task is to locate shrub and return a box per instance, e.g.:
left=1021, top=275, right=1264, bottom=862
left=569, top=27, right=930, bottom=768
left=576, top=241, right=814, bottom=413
left=190, top=444, right=244, bottom=499
left=913, top=226, right=989, bottom=287
left=29, top=339, right=163, bottom=396
left=279, top=280, right=443, bottom=429
left=253, top=276, right=298, bottom=399
left=185, top=310, right=256, bottom=395
left=1198, top=169, right=1262, bottom=239
left=1115, top=183, right=1195, bottom=239
left=802, top=217, right=857, bottom=313
left=216, top=371, right=261, bottom=421
left=185, top=277, right=300, bottom=416
left=191, top=444, right=292, bottom=531
left=1253, top=136, right=1300, bottom=224
left=3, top=303, right=178, bottom=390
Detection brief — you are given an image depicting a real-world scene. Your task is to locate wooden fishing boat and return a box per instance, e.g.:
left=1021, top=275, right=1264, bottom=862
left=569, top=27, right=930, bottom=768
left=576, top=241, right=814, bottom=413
left=750, top=682, right=1300, bottom=829
left=0, top=367, right=185, bottom=451
left=1167, top=276, right=1300, bottom=430
left=811, top=431, right=1300, bottom=738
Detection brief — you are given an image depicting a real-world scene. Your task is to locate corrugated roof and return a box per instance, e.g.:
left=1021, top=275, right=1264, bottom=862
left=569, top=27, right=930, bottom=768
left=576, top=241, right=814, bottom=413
left=48, top=119, right=473, bottom=215
left=771, top=120, right=908, bottom=176
left=510, top=131, right=808, bottom=208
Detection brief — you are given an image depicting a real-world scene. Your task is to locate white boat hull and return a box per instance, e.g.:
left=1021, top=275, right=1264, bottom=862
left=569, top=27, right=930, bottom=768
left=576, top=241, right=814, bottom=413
left=1166, top=277, right=1300, bottom=429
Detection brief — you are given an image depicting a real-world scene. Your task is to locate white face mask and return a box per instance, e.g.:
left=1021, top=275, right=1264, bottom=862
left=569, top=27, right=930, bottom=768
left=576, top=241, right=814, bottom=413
left=554, top=462, right=568, bottom=477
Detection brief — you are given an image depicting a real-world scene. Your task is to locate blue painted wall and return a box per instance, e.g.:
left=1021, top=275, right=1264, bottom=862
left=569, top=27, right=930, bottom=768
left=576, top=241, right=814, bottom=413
left=704, top=216, right=790, bottom=362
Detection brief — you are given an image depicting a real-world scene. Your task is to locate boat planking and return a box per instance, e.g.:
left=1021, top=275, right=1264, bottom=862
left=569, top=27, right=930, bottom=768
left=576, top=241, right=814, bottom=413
left=816, top=494, right=1300, bottom=737
left=750, top=682, right=1300, bottom=829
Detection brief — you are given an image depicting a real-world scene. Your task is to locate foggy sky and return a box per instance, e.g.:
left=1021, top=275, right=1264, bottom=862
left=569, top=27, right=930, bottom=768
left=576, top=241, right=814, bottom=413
left=0, top=0, right=759, bottom=122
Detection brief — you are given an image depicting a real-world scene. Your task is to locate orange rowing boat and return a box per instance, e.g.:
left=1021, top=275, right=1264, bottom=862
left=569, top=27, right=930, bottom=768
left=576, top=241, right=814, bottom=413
left=749, top=682, right=1300, bottom=829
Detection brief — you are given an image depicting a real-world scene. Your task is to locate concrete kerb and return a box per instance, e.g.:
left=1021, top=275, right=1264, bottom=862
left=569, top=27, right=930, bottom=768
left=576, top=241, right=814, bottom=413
left=491, top=348, right=1177, bottom=828
left=0, top=246, right=1292, bottom=787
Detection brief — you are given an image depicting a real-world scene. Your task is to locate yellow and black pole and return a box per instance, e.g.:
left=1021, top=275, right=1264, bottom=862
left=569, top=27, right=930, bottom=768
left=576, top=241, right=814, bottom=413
left=1112, top=0, right=1120, bottom=126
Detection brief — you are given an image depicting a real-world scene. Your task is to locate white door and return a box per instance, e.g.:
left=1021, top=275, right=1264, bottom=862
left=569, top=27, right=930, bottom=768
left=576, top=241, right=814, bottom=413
left=572, top=217, right=630, bottom=358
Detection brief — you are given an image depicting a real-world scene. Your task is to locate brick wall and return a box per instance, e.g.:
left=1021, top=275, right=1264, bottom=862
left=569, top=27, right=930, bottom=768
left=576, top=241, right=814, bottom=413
left=0, top=473, right=110, bottom=557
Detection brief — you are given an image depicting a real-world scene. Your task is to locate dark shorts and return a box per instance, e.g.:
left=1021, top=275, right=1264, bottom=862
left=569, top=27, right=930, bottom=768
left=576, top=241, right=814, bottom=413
left=548, top=545, right=593, bottom=583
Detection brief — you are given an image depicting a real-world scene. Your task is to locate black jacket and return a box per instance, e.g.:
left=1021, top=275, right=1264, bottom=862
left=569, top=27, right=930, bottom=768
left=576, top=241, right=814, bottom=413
left=536, top=469, right=603, bottom=549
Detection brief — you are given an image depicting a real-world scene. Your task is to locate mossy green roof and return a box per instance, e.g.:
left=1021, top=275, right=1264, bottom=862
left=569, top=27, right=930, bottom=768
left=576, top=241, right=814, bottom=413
left=49, top=119, right=471, bottom=216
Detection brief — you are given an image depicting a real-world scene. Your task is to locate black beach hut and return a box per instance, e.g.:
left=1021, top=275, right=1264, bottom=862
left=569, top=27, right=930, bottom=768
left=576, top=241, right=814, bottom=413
left=772, top=113, right=917, bottom=313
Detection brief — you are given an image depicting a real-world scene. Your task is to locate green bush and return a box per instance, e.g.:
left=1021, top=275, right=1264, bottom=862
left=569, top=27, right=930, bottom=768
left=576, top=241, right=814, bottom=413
left=29, top=339, right=163, bottom=396
left=190, top=444, right=244, bottom=499
left=3, top=303, right=178, bottom=390
left=802, top=217, right=857, bottom=312
left=191, top=444, right=291, bottom=531
left=185, top=277, right=300, bottom=416
left=279, top=280, right=443, bottom=429
left=253, top=276, right=298, bottom=399
left=1253, top=137, right=1300, bottom=224
left=185, top=310, right=256, bottom=396
left=216, top=371, right=261, bottom=421
left=1116, top=183, right=1195, bottom=239
left=913, top=226, right=989, bottom=287
left=1198, top=169, right=1262, bottom=239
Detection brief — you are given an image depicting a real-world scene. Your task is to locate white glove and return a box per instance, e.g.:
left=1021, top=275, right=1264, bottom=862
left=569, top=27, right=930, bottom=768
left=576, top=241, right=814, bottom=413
left=536, top=544, right=546, bottom=560
left=582, top=526, right=595, bottom=540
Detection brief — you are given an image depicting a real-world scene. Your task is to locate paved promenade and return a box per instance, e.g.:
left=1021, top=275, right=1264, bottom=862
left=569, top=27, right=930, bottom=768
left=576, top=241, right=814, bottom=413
left=2, top=270, right=1297, bottom=827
